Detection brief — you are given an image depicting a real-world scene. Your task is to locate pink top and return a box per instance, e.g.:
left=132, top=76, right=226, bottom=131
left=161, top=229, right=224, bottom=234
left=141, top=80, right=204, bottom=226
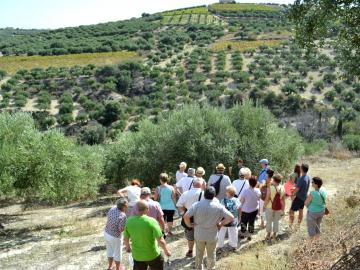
left=284, top=180, right=295, bottom=197
left=104, top=207, right=127, bottom=238
left=130, top=198, right=164, bottom=221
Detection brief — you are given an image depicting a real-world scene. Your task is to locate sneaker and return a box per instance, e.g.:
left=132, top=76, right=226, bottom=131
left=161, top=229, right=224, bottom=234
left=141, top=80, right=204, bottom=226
left=216, top=248, right=223, bottom=254
left=186, top=250, right=193, bottom=257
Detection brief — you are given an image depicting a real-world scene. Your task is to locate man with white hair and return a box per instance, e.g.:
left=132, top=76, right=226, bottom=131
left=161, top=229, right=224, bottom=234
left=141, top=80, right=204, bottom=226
left=177, top=177, right=204, bottom=257
left=176, top=162, right=188, bottom=183
left=131, top=187, right=166, bottom=232
left=176, top=168, right=196, bottom=194
left=232, top=167, right=251, bottom=199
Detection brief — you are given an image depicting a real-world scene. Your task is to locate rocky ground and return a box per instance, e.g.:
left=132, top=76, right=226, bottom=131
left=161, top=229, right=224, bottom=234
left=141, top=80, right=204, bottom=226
left=1, top=154, right=359, bottom=270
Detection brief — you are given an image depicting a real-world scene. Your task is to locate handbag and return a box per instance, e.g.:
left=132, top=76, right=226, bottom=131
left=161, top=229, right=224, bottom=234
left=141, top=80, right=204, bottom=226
left=318, top=191, right=330, bottom=215
left=181, top=192, right=203, bottom=230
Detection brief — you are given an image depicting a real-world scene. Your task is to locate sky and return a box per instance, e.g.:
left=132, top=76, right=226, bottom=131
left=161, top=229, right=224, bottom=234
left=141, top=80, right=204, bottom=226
left=0, top=0, right=293, bottom=29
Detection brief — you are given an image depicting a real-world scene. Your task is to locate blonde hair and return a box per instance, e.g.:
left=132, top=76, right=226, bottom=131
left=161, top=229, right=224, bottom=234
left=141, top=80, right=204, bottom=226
left=239, top=167, right=252, bottom=178
left=179, top=162, right=187, bottom=169
left=226, top=185, right=236, bottom=196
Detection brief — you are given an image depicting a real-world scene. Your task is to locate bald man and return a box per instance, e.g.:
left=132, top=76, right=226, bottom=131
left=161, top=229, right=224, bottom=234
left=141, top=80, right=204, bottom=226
left=124, top=200, right=171, bottom=270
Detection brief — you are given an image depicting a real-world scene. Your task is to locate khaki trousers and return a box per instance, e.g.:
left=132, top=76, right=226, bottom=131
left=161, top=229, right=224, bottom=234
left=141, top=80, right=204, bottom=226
left=195, top=240, right=217, bottom=270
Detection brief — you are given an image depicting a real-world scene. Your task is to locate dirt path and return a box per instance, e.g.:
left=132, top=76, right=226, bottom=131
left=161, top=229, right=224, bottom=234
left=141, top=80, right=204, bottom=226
left=0, top=155, right=359, bottom=270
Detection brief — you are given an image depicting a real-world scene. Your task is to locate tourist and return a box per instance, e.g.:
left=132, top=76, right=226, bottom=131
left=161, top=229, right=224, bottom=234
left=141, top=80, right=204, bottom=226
left=104, top=198, right=128, bottom=270
left=217, top=186, right=241, bottom=251
left=258, top=159, right=270, bottom=184
left=176, top=168, right=196, bottom=194
left=131, top=187, right=165, bottom=232
left=154, top=173, right=177, bottom=236
left=195, top=166, right=207, bottom=189
left=176, top=177, right=204, bottom=257
left=228, top=158, right=244, bottom=178
left=294, top=164, right=301, bottom=184
left=208, top=163, right=232, bottom=201
left=289, top=164, right=311, bottom=228
left=239, top=176, right=261, bottom=240
left=124, top=200, right=171, bottom=270
left=176, top=162, right=188, bottom=183
left=232, top=167, right=251, bottom=198
left=263, top=174, right=286, bottom=242
left=117, top=179, right=141, bottom=215
left=284, top=172, right=297, bottom=198
left=305, top=177, right=327, bottom=238
left=184, top=187, right=234, bottom=270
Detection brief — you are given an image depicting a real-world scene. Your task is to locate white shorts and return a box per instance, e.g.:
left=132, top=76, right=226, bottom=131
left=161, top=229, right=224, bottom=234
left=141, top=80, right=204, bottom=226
left=104, top=231, right=123, bottom=262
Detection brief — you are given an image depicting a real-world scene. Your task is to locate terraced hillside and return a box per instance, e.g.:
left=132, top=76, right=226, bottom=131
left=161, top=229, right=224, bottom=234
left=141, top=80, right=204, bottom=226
left=0, top=3, right=359, bottom=141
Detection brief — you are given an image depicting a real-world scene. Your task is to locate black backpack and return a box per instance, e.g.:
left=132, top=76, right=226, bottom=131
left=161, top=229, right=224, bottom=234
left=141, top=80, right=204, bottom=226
left=211, top=175, right=223, bottom=196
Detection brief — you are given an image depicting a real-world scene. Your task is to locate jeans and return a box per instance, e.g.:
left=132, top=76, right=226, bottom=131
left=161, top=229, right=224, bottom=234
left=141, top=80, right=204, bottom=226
left=265, top=208, right=282, bottom=234
left=195, top=240, right=217, bottom=270
left=307, top=211, right=324, bottom=237
left=217, top=226, right=238, bottom=248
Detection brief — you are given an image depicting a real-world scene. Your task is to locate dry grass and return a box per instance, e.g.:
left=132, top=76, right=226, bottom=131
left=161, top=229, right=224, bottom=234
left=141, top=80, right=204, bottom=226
left=0, top=51, right=139, bottom=74
left=210, top=40, right=284, bottom=52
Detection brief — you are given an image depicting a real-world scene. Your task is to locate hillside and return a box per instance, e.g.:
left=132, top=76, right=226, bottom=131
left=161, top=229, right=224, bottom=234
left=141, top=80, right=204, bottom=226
left=0, top=3, right=359, bottom=143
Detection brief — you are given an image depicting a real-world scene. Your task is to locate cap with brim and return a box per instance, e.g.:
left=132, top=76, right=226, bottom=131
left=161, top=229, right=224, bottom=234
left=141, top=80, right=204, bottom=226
left=216, top=163, right=226, bottom=171
left=259, top=159, right=269, bottom=164
left=141, top=187, right=151, bottom=195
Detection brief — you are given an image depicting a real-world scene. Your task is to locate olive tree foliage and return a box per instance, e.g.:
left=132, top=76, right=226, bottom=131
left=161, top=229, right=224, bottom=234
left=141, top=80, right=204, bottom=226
left=105, top=101, right=304, bottom=186
left=289, top=0, right=360, bottom=77
left=0, top=113, right=105, bottom=203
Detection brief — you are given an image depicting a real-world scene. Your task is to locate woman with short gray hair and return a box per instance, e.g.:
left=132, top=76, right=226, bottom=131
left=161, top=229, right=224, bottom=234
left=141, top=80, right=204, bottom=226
left=104, top=198, right=128, bottom=270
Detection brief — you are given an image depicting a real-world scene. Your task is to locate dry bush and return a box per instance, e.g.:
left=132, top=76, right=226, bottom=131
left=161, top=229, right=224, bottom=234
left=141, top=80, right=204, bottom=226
left=289, top=192, right=360, bottom=270
left=327, top=142, right=353, bottom=160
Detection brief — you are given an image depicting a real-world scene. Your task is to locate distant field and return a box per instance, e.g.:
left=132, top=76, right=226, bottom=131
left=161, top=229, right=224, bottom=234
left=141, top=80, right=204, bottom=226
left=162, top=6, right=208, bottom=16
left=162, top=14, right=222, bottom=25
left=209, top=3, right=279, bottom=12
left=0, top=51, right=139, bottom=74
left=211, top=39, right=283, bottom=51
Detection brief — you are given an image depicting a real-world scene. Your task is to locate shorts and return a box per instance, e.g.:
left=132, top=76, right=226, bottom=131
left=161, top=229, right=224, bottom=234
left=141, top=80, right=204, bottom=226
left=104, top=231, right=123, bottom=262
left=134, top=254, right=164, bottom=270
left=162, top=210, right=175, bottom=222
left=291, top=197, right=305, bottom=211
left=185, top=228, right=195, bottom=241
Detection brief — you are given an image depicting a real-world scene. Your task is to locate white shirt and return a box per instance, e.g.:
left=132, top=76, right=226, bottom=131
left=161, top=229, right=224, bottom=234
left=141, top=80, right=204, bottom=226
left=240, top=187, right=261, bottom=213
left=125, top=185, right=141, bottom=206
left=176, top=176, right=195, bottom=193
left=176, top=171, right=188, bottom=183
left=232, top=179, right=250, bottom=198
left=176, top=188, right=204, bottom=210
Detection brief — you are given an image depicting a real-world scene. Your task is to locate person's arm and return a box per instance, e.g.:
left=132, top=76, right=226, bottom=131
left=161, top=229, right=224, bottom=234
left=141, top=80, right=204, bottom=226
left=154, top=187, right=160, bottom=201
left=304, top=194, right=313, bottom=207
left=184, top=206, right=195, bottom=228
left=263, top=187, right=271, bottom=211
left=176, top=180, right=183, bottom=195
left=157, top=237, right=171, bottom=257
left=158, top=215, right=166, bottom=231
left=117, top=187, right=128, bottom=196
left=171, top=187, right=177, bottom=205
left=124, top=236, right=131, bottom=253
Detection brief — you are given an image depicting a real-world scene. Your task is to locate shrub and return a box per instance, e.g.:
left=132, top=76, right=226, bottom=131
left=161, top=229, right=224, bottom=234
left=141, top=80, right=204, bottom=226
left=79, top=124, right=106, bottom=145
left=0, top=113, right=105, bottom=203
left=342, top=135, right=360, bottom=151
left=105, top=101, right=303, bottom=186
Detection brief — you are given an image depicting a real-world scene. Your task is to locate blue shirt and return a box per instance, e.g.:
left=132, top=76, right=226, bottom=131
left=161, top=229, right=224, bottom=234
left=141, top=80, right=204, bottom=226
left=221, top=197, right=240, bottom=220
left=296, top=174, right=310, bottom=201
left=258, top=168, right=268, bottom=184
left=158, top=185, right=176, bottom=210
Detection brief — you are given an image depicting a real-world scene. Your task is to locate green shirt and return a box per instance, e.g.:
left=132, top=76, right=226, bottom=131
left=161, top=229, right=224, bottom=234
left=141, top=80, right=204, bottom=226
left=124, top=215, right=162, bottom=261
left=308, top=190, right=327, bottom=213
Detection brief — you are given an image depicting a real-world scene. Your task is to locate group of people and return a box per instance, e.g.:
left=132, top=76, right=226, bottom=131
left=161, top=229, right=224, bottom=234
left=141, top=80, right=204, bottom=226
left=103, top=159, right=328, bottom=270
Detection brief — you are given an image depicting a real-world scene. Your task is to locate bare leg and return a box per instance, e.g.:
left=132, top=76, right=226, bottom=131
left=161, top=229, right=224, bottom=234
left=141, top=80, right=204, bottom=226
left=107, top=257, right=113, bottom=270
left=188, top=240, right=194, bottom=251
left=114, top=261, right=121, bottom=270
left=289, top=210, right=295, bottom=227
left=298, top=209, right=304, bottom=224
left=167, top=222, right=173, bottom=234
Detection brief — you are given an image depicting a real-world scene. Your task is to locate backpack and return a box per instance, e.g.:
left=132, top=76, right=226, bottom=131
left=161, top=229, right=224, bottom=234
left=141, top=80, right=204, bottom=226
left=260, top=185, right=267, bottom=201
left=210, top=175, right=223, bottom=196
left=271, top=186, right=283, bottom=211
